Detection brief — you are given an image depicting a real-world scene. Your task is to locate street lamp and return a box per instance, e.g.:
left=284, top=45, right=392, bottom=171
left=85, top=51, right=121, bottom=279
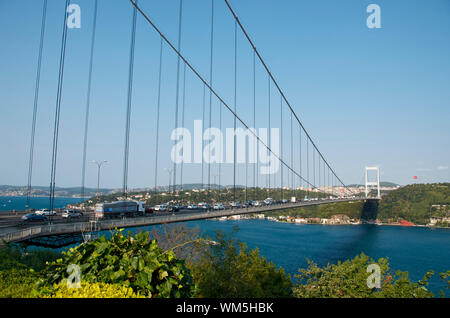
left=164, top=168, right=173, bottom=193
left=92, top=160, right=108, bottom=205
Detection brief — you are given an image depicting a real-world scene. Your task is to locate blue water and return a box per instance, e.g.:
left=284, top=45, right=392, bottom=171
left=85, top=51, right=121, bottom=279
left=129, top=220, right=450, bottom=297
left=5, top=197, right=449, bottom=296
left=0, top=196, right=83, bottom=211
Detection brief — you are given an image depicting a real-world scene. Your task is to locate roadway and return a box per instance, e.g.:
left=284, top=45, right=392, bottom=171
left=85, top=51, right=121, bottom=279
left=0, top=198, right=368, bottom=244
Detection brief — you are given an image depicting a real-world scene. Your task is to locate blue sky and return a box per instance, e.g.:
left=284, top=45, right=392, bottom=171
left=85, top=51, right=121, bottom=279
left=0, top=0, right=449, bottom=189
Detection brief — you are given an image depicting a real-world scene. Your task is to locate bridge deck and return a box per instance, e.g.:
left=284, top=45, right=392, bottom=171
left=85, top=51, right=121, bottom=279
left=0, top=198, right=368, bottom=244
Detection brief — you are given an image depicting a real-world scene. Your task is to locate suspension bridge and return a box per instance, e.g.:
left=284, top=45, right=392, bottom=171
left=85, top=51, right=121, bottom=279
left=1, top=0, right=381, bottom=246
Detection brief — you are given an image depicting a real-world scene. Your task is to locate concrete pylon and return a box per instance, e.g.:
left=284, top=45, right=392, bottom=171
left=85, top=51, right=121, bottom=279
left=365, top=166, right=380, bottom=199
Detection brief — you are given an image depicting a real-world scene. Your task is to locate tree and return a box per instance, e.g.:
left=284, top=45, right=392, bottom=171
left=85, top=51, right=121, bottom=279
left=293, top=253, right=434, bottom=298
left=192, top=228, right=292, bottom=298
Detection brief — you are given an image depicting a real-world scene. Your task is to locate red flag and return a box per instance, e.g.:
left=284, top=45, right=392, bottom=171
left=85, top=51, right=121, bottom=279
left=413, top=176, right=418, bottom=179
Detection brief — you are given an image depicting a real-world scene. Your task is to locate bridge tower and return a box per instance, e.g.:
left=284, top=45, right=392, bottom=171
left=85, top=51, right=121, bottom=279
left=365, top=166, right=380, bottom=199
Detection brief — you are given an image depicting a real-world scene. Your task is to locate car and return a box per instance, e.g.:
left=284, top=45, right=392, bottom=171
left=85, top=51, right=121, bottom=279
left=187, top=204, right=196, bottom=210
left=263, top=198, right=273, bottom=205
left=62, top=209, right=83, bottom=219
left=281, top=199, right=289, bottom=204
left=154, top=203, right=168, bottom=212
left=167, top=205, right=180, bottom=212
left=213, top=203, right=225, bottom=210
left=253, top=201, right=263, bottom=207
left=21, top=213, right=47, bottom=223
left=230, top=201, right=241, bottom=208
left=198, top=202, right=210, bottom=210
left=35, top=208, right=57, bottom=216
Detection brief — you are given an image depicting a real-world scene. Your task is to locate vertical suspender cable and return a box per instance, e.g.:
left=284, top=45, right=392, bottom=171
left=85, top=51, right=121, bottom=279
left=267, top=76, right=271, bottom=190
left=313, top=148, right=316, bottom=194
left=306, top=138, right=309, bottom=199
left=318, top=156, right=321, bottom=198
left=299, top=125, right=302, bottom=196
left=219, top=101, right=222, bottom=190
left=223, top=0, right=351, bottom=193
left=202, top=84, right=205, bottom=188
left=123, top=0, right=138, bottom=197
left=290, top=111, right=293, bottom=191
left=27, top=0, right=47, bottom=209
left=233, top=20, right=237, bottom=202
left=129, top=0, right=317, bottom=194
left=180, top=63, right=186, bottom=190
left=49, top=0, right=70, bottom=214
left=81, top=0, right=98, bottom=201
left=253, top=50, right=257, bottom=198
left=154, top=38, right=163, bottom=191
left=172, top=0, right=183, bottom=194
left=280, top=95, right=283, bottom=200
left=208, top=0, right=214, bottom=191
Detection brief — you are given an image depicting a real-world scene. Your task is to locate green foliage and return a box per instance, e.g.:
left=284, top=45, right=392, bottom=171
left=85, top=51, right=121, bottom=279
left=42, top=282, right=144, bottom=298
left=293, top=253, right=434, bottom=298
left=265, top=201, right=364, bottom=220
left=378, top=183, right=450, bottom=224
left=0, top=245, right=53, bottom=298
left=439, top=270, right=450, bottom=297
left=0, top=245, right=60, bottom=272
left=0, top=268, right=38, bottom=298
left=0, top=245, right=27, bottom=271
left=38, top=230, right=195, bottom=298
left=192, top=229, right=292, bottom=298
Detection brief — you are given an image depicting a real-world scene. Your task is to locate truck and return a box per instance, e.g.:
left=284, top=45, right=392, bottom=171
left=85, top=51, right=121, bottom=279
left=95, top=201, right=147, bottom=219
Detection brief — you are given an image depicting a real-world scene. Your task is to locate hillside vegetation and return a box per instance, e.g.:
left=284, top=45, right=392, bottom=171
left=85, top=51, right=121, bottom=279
left=265, top=183, right=450, bottom=225
left=377, top=183, right=450, bottom=225
left=264, top=201, right=364, bottom=219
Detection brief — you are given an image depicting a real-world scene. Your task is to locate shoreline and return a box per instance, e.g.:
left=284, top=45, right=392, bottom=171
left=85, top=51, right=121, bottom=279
left=209, top=217, right=450, bottom=230
left=0, top=195, right=85, bottom=199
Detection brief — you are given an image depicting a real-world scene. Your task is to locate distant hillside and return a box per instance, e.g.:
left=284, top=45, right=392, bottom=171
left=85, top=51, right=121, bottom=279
left=347, top=182, right=399, bottom=188
left=0, top=185, right=117, bottom=198
left=378, top=183, right=450, bottom=224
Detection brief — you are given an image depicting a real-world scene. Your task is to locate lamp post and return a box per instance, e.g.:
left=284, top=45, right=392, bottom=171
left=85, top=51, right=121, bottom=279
left=164, top=168, right=173, bottom=198
left=92, top=160, right=107, bottom=206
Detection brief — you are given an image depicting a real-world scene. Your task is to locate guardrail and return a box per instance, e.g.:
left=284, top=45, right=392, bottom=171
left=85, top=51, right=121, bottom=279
left=0, top=198, right=365, bottom=244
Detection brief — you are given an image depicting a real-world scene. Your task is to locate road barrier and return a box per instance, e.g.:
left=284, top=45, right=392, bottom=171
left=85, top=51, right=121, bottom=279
left=0, top=198, right=364, bottom=244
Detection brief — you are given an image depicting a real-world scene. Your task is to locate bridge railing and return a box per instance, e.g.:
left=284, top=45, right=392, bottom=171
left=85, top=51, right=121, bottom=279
left=0, top=198, right=365, bottom=244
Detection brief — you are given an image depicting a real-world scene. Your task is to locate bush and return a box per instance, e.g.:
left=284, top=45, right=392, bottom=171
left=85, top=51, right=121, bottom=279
left=38, top=230, right=195, bottom=298
left=42, top=282, right=144, bottom=298
left=293, top=253, right=434, bottom=298
left=0, top=245, right=60, bottom=272
left=0, top=268, right=38, bottom=298
left=192, top=230, right=292, bottom=298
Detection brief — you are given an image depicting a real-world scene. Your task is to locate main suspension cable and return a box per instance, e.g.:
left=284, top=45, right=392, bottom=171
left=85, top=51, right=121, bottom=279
left=223, top=0, right=351, bottom=193
left=129, top=0, right=319, bottom=191
left=27, top=0, right=48, bottom=209
left=123, top=0, right=138, bottom=197
left=49, top=0, right=71, bottom=214
left=81, top=0, right=98, bottom=201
